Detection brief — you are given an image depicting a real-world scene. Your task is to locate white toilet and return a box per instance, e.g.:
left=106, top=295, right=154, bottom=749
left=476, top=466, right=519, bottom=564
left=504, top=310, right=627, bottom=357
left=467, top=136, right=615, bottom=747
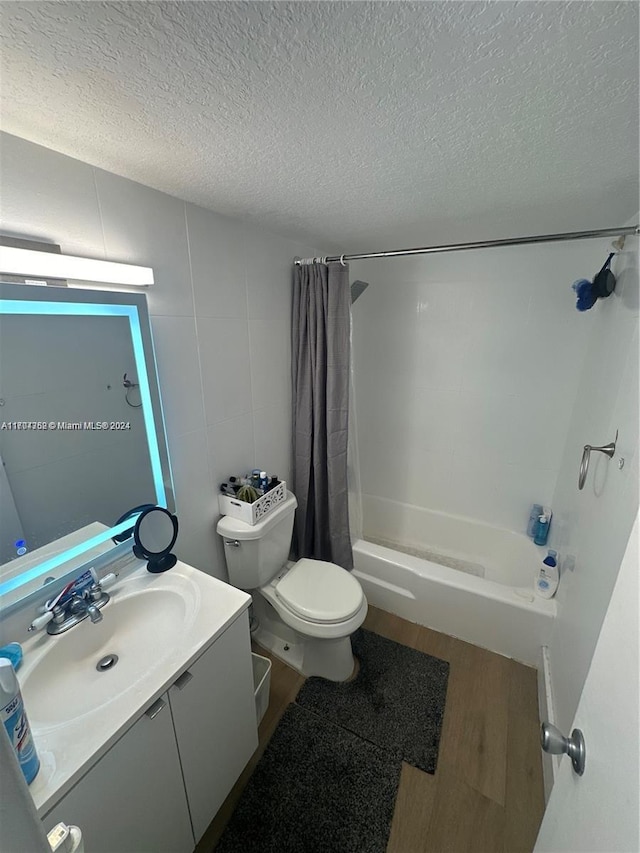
left=216, top=492, right=367, bottom=681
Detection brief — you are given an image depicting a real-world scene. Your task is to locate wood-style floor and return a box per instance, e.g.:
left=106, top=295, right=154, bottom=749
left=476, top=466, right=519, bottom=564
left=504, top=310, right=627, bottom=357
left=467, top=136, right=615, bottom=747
left=197, top=606, right=545, bottom=853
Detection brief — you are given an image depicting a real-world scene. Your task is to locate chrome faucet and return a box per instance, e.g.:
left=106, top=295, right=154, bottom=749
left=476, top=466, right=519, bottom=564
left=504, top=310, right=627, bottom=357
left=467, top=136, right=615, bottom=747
left=68, top=594, right=104, bottom=624
left=46, top=583, right=110, bottom=635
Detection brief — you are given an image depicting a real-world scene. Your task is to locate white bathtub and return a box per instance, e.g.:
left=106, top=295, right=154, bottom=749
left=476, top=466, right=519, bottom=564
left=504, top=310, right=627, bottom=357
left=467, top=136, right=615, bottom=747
left=352, top=496, right=556, bottom=665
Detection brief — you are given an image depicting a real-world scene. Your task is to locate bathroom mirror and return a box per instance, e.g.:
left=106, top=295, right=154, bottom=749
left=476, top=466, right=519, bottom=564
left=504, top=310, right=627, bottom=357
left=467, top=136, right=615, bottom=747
left=0, top=282, right=174, bottom=607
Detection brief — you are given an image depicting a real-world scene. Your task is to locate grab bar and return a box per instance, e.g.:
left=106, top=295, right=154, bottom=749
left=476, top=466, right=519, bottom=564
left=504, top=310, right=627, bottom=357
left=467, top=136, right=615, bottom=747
left=578, top=430, right=617, bottom=490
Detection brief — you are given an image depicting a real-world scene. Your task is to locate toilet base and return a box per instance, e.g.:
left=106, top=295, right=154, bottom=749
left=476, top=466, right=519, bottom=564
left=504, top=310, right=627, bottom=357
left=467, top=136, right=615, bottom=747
left=253, top=624, right=356, bottom=681
left=252, top=596, right=357, bottom=681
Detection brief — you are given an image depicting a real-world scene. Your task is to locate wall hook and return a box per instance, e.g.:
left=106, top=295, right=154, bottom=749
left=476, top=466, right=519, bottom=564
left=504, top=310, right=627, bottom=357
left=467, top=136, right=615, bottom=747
left=123, top=373, right=142, bottom=409
left=578, top=430, right=618, bottom=490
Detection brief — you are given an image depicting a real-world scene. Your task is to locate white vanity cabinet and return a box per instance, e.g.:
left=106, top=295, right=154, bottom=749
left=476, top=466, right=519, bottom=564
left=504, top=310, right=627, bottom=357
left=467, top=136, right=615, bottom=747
left=168, top=608, right=257, bottom=842
left=43, top=690, right=193, bottom=853
left=42, top=610, right=258, bottom=852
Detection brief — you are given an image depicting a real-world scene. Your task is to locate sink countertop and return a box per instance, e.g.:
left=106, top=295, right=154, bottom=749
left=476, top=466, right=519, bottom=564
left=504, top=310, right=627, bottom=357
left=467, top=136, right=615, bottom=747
left=17, top=559, right=251, bottom=816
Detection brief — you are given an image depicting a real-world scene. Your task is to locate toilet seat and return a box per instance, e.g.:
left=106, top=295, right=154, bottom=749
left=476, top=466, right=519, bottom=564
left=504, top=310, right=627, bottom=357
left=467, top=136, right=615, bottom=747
left=275, top=558, right=364, bottom=624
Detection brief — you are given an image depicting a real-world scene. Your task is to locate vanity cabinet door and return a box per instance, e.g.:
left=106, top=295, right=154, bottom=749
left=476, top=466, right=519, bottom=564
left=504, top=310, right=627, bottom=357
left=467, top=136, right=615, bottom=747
left=43, top=696, right=194, bottom=853
left=168, top=610, right=258, bottom=842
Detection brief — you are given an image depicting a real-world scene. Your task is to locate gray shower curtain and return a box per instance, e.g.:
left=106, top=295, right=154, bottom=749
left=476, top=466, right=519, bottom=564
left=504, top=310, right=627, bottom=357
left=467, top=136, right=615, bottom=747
left=292, top=261, right=353, bottom=570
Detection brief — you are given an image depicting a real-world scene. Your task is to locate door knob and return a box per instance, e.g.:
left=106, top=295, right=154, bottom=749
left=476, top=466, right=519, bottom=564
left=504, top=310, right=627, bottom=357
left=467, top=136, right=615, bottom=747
left=541, top=722, right=586, bottom=776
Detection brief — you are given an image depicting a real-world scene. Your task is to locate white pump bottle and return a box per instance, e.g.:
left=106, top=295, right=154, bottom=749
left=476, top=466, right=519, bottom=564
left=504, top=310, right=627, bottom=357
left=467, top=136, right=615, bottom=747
left=536, top=549, right=559, bottom=599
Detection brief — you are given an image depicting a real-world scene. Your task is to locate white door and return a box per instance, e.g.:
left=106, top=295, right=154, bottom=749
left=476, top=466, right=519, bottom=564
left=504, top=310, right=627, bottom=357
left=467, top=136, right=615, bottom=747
left=534, top=513, right=639, bottom=852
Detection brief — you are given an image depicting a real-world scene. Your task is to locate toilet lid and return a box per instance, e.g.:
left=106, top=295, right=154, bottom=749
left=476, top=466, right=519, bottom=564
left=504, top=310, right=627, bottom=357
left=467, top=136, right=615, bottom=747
left=275, top=559, right=364, bottom=623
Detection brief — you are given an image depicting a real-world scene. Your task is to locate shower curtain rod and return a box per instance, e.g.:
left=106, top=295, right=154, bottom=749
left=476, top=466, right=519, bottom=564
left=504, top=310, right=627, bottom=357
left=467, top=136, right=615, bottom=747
left=294, top=225, right=640, bottom=264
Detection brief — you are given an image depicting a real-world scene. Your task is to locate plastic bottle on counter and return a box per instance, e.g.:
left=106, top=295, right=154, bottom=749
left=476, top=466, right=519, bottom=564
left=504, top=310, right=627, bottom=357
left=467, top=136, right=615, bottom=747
left=0, top=657, right=40, bottom=784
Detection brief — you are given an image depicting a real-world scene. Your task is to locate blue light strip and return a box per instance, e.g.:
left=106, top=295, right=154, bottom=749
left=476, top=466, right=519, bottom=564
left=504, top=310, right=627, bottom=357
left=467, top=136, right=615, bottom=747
left=0, top=298, right=168, bottom=591
left=120, top=306, right=166, bottom=507
left=0, top=519, right=136, bottom=597
left=147, top=321, right=175, bottom=503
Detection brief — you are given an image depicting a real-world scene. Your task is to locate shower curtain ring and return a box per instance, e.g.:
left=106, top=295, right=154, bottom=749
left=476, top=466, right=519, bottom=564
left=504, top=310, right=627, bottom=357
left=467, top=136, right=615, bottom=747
left=340, top=254, right=346, bottom=266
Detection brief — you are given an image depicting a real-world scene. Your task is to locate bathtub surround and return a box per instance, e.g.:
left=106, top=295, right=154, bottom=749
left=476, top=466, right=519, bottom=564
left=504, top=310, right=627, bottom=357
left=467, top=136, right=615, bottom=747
left=216, top=703, right=400, bottom=853
left=292, top=261, right=352, bottom=570
left=350, top=238, right=616, bottom=532
left=0, top=131, right=321, bottom=582
left=295, top=629, right=449, bottom=774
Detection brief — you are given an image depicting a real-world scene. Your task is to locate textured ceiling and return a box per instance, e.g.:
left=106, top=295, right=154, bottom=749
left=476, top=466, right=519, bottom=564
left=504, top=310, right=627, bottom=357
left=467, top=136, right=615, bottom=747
left=1, top=1, right=638, bottom=252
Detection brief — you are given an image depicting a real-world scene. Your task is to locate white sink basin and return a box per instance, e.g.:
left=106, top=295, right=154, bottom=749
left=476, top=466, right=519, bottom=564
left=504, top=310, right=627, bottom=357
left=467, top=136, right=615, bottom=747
left=18, top=558, right=251, bottom=817
left=20, top=571, right=200, bottom=728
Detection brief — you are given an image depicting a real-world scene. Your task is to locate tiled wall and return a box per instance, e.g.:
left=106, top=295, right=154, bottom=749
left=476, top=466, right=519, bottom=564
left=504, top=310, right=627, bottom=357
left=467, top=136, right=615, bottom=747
left=350, top=237, right=619, bottom=533
left=0, top=132, right=319, bottom=579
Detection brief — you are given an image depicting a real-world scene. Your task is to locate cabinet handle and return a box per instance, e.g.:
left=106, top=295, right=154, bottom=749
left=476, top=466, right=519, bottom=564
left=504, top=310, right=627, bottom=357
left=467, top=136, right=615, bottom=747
left=173, top=670, right=193, bottom=691
left=145, top=698, right=166, bottom=719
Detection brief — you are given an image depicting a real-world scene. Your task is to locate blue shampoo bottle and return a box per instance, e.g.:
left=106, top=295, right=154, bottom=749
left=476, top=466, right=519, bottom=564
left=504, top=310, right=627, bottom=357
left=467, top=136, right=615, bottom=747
left=534, top=511, right=551, bottom=546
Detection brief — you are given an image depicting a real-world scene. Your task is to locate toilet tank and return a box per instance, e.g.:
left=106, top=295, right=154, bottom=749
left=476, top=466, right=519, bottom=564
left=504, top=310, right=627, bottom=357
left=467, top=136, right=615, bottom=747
left=216, top=492, right=297, bottom=589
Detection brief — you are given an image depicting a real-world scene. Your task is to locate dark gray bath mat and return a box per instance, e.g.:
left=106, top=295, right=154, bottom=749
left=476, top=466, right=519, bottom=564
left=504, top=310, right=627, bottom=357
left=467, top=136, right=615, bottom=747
left=295, top=628, right=449, bottom=773
left=215, top=702, right=401, bottom=853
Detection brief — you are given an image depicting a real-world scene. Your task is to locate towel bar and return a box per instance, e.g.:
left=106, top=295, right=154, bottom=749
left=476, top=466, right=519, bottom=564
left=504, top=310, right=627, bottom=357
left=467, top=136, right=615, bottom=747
left=578, top=430, right=618, bottom=490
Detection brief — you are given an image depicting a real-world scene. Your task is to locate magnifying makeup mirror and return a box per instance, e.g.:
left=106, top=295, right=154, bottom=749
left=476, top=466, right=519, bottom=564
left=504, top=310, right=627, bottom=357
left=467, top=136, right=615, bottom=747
left=133, top=506, right=178, bottom=573
left=112, top=504, right=157, bottom=544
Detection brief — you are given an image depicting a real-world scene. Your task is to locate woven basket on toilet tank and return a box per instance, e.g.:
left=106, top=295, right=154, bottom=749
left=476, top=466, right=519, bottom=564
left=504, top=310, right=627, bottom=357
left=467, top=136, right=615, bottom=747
left=218, top=481, right=287, bottom=526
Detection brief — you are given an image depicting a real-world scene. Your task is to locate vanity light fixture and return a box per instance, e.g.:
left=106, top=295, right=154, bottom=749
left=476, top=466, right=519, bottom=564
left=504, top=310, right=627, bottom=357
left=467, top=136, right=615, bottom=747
left=0, top=245, right=154, bottom=287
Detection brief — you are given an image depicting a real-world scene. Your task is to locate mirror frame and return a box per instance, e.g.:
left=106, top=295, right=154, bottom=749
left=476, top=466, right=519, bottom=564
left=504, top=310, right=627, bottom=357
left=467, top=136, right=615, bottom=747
left=0, top=282, right=174, bottom=606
